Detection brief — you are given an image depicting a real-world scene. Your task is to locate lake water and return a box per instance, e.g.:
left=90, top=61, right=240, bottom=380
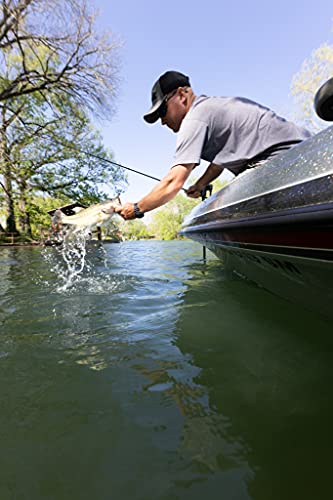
left=0, top=240, right=332, bottom=500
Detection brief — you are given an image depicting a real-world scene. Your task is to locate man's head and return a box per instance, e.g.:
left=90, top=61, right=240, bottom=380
left=143, top=70, right=194, bottom=132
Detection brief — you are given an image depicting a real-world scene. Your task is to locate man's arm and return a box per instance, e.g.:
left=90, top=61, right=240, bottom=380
left=116, top=163, right=196, bottom=220
left=187, top=163, right=223, bottom=198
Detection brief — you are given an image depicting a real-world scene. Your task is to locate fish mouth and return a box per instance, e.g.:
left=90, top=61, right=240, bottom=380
left=52, top=209, right=63, bottom=223
left=102, top=198, right=121, bottom=214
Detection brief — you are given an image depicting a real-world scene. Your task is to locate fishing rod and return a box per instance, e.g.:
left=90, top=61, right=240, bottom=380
left=35, top=132, right=189, bottom=193
left=91, top=152, right=189, bottom=193
left=63, top=143, right=188, bottom=193
left=75, top=146, right=213, bottom=260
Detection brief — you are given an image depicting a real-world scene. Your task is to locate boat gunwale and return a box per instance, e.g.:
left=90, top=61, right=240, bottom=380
left=185, top=169, right=333, bottom=224
left=181, top=201, right=333, bottom=234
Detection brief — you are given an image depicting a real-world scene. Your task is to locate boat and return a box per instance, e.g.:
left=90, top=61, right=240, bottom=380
left=180, top=81, right=333, bottom=318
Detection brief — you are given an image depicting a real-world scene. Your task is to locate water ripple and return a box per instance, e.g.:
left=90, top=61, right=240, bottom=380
left=1, top=241, right=333, bottom=499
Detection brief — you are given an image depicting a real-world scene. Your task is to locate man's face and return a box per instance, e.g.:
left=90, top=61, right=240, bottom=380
left=160, top=89, right=188, bottom=132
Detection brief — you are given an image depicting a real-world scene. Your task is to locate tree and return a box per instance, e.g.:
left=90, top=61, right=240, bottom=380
left=0, top=0, right=120, bottom=113
left=22, top=192, right=72, bottom=236
left=119, top=219, right=151, bottom=240
left=291, top=27, right=333, bottom=131
left=148, top=177, right=228, bottom=240
left=0, top=26, right=125, bottom=235
left=0, top=88, right=127, bottom=234
left=149, top=193, right=199, bottom=240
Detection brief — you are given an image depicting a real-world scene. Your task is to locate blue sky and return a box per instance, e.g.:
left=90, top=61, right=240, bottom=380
left=93, top=0, right=333, bottom=203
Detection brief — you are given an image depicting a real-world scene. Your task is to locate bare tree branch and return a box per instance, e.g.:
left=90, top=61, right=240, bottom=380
left=0, top=0, right=121, bottom=114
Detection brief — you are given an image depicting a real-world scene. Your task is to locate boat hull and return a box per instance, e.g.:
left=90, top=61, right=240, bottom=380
left=181, top=125, right=333, bottom=318
left=193, top=234, right=333, bottom=318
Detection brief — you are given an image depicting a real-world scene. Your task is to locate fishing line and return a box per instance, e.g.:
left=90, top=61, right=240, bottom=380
left=0, top=136, right=188, bottom=196
left=62, top=142, right=188, bottom=193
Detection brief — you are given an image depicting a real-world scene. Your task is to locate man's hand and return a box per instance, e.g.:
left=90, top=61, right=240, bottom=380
left=186, top=183, right=204, bottom=198
left=115, top=202, right=136, bottom=220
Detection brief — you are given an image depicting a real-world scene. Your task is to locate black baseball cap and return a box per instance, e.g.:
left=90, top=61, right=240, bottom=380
left=143, top=70, right=191, bottom=124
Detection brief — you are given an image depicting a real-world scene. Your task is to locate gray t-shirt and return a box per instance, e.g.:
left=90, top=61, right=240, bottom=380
left=173, top=95, right=311, bottom=175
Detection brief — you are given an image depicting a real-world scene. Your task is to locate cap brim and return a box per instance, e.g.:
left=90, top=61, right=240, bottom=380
left=143, top=98, right=164, bottom=124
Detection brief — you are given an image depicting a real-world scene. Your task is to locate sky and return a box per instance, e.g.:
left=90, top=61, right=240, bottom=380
left=92, top=0, right=333, bottom=203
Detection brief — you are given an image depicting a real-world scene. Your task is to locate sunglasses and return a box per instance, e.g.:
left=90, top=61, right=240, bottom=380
left=157, top=89, right=178, bottom=119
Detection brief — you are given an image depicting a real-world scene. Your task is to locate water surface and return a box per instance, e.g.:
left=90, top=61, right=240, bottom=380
left=0, top=241, right=332, bottom=499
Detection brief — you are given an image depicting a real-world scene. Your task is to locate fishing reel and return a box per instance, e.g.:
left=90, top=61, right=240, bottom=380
left=200, top=184, right=213, bottom=201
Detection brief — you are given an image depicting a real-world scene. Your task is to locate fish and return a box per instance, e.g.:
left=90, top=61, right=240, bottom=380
left=52, top=196, right=121, bottom=230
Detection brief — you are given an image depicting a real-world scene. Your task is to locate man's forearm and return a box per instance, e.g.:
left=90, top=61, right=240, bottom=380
left=115, top=164, right=195, bottom=220
left=138, top=164, right=194, bottom=213
left=138, top=178, right=181, bottom=212
left=198, top=163, right=223, bottom=188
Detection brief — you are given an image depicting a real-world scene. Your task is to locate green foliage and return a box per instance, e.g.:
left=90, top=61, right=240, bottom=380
left=148, top=178, right=228, bottom=240
left=5, top=90, right=127, bottom=201
left=149, top=193, right=198, bottom=240
left=22, top=194, right=72, bottom=236
left=120, top=219, right=152, bottom=240
left=210, top=177, right=228, bottom=193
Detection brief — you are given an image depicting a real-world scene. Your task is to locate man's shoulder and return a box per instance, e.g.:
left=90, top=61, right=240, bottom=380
left=191, top=95, right=231, bottom=108
left=189, top=95, right=261, bottom=116
left=186, top=95, right=228, bottom=122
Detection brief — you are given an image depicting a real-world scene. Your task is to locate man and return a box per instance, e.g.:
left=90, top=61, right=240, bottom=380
left=116, top=70, right=311, bottom=220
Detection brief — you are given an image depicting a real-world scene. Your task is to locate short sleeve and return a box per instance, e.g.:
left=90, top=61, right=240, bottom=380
left=172, top=119, right=208, bottom=167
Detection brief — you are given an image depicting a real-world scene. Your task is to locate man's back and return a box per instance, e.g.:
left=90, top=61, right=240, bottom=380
left=174, top=95, right=311, bottom=174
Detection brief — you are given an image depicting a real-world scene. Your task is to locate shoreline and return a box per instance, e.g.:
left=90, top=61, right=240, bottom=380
left=0, top=242, right=41, bottom=247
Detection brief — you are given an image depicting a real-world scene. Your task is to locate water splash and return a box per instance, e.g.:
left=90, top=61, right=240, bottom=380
left=42, top=228, right=109, bottom=292
left=57, top=229, right=90, bottom=290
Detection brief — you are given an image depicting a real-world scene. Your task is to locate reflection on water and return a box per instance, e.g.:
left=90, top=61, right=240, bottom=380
left=0, top=241, right=332, bottom=500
